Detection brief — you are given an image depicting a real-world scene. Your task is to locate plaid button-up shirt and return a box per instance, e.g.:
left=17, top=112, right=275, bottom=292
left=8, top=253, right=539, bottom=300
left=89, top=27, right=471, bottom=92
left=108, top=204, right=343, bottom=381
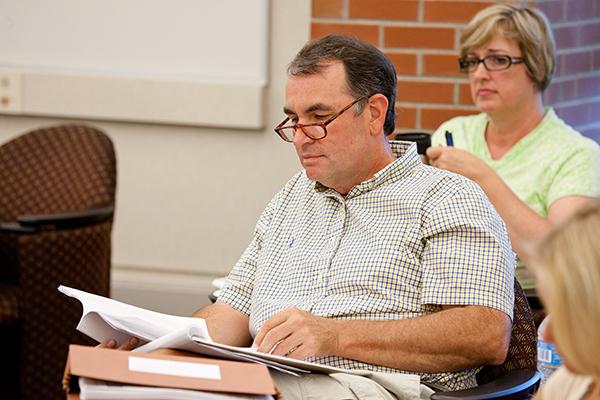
left=218, top=141, right=515, bottom=390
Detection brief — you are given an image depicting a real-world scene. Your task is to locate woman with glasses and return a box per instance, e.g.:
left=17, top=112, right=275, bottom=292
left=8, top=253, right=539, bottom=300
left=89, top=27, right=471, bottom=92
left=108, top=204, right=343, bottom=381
left=426, top=4, right=600, bottom=297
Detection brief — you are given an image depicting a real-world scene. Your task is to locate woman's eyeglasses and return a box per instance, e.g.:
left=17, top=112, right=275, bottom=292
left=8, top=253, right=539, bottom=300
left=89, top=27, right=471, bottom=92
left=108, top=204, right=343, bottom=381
left=459, top=54, right=524, bottom=73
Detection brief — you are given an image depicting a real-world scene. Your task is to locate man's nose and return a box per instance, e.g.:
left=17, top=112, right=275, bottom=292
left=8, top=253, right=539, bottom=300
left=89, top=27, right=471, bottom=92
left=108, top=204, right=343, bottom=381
left=293, top=127, right=316, bottom=146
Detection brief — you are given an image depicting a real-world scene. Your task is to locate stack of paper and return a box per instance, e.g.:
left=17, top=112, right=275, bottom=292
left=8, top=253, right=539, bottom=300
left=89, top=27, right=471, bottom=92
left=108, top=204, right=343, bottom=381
left=79, top=378, right=272, bottom=400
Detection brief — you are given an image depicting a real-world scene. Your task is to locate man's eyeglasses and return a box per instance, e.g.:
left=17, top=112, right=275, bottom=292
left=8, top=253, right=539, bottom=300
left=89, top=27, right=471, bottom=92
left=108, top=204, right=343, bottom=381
left=458, top=54, right=524, bottom=73
left=274, top=97, right=367, bottom=143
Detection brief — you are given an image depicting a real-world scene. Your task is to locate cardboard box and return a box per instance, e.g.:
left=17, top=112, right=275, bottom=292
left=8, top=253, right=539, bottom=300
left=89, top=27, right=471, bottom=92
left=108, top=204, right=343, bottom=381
left=63, top=345, right=278, bottom=399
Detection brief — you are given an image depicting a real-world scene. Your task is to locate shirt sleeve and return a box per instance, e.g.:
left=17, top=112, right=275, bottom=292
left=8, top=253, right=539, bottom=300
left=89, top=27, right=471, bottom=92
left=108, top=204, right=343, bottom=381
left=420, top=177, right=515, bottom=319
left=217, top=195, right=277, bottom=316
left=547, top=140, right=600, bottom=205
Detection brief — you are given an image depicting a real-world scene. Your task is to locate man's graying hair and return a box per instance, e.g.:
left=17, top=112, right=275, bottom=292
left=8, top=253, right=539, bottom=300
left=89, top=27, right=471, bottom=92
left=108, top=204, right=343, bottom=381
left=288, top=34, right=397, bottom=135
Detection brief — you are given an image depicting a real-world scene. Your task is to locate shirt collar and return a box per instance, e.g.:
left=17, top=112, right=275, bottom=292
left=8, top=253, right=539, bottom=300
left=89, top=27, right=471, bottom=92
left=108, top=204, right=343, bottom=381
left=314, top=140, right=422, bottom=199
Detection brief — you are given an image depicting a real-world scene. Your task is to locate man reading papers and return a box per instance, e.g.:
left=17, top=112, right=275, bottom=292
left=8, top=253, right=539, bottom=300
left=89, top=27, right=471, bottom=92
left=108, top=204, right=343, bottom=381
left=108, top=35, right=515, bottom=399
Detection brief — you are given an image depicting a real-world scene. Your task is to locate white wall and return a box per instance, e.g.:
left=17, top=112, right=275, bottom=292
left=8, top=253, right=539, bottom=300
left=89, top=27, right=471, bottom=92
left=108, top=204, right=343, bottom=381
left=0, top=0, right=311, bottom=315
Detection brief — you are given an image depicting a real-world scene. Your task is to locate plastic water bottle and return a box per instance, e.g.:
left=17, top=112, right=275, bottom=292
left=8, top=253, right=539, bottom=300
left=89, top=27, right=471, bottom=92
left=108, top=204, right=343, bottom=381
left=537, top=315, right=562, bottom=385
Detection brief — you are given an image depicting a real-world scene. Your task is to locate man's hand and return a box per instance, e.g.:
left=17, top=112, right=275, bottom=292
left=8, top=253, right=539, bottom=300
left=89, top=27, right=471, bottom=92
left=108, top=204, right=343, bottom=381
left=426, top=146, right=491, bottom=183
left=253, top=308, right=339, bottom=359
left=97, top=337, right=139, bottom=351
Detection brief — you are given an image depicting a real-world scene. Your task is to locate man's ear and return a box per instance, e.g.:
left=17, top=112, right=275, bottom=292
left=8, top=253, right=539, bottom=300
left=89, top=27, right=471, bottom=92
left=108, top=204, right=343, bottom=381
left=367, top=94, right=389, bottom=136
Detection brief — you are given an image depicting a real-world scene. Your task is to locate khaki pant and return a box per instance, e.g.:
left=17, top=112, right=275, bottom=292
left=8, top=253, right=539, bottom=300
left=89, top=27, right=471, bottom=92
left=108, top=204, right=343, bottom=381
left=271, top=370, right=434, bottom=400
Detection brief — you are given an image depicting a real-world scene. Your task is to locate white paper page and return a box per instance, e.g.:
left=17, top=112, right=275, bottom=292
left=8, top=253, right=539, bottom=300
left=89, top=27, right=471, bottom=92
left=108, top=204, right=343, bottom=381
left=134, top=325, right=212, bottom=354
left=135, top=327, right=305, bottom=376
left=77, top=312, right=134, bottom=346
left=191, top=337, right=372, bottom=376
left=79, top=377, right=273, bottom=400
left=185, top=345, right=307, bottom=376
left=58, top=285, right=212, bottom=346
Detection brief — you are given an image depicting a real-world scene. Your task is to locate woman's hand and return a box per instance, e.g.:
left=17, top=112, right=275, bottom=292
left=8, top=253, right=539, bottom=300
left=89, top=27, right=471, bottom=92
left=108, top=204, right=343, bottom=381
left=426, top=146, right=492, bottom=183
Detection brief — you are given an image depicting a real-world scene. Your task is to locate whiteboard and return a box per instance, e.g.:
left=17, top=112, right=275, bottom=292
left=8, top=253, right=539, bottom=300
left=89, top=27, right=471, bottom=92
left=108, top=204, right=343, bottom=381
left=0, top=0, right=269, bottom=83
left=0, top=0, right=269, bottom=127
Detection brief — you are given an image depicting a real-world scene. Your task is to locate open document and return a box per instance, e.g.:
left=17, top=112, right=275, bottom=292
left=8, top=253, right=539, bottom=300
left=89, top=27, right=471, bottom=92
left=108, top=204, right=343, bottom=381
left=58, top=285, right=212, bottom=348
left=59, top=285, right=370, bottom=376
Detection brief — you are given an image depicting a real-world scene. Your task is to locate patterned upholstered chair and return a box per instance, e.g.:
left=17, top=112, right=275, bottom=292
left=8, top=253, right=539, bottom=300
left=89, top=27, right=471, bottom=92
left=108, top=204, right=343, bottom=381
left=430, top=278, right=541, bottom=399
left=0, top=124, right=116, bottom=400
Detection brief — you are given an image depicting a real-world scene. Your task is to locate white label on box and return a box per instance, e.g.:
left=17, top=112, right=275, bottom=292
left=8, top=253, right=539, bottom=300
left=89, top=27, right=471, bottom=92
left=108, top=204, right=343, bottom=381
left=128, top=356, right=221, bottom=380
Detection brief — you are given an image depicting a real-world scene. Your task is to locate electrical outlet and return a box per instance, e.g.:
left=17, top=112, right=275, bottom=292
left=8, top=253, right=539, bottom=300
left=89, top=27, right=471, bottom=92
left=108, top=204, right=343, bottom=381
left=0, top=70, right=23, bottom=113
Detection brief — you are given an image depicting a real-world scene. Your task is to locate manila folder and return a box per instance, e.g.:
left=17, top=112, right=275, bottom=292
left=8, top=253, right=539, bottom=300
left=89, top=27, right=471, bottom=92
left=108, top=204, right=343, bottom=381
left=64, top=345, right=276, bottom=397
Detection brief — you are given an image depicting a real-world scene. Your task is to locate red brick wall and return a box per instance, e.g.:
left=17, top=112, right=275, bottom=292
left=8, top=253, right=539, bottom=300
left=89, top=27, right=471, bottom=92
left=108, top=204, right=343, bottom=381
left=311, top=0, right=600, bottom=141
left=537, top=0, right=600, bottom=141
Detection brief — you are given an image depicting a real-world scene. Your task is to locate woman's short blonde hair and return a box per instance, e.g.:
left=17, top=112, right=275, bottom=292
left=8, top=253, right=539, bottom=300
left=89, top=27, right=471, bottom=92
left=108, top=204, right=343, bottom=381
left=460, top=4, right=556, bottom=91
left=530, top=199, right=600, bottom=379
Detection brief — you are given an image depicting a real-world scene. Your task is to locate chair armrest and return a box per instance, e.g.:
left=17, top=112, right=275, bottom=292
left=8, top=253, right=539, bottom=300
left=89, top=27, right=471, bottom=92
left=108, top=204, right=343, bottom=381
left=430, top=370, right=541, bottom=400
left=0, top=206, right=113, bottom=233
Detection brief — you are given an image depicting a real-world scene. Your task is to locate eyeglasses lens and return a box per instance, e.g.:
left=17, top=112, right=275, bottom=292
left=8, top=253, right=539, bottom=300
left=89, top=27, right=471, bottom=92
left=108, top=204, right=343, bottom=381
left=279, top=125, right=326, bottom=142
left=460, top=55, right=513, bottom=73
